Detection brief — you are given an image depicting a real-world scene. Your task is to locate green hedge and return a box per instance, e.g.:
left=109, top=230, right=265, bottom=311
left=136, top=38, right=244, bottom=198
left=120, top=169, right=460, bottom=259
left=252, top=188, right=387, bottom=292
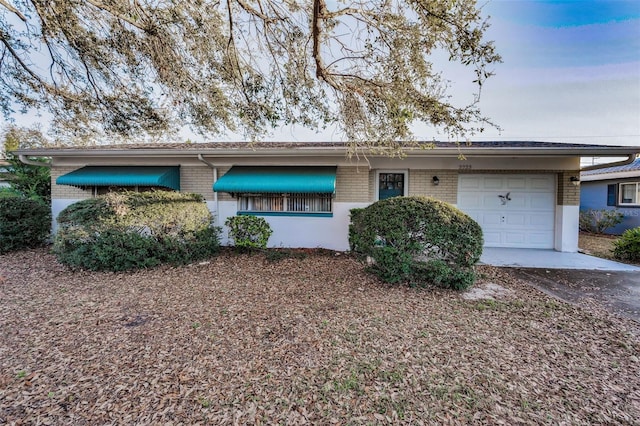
left=54, top=191, right=220, bottom=271
left=225, top=215, right=273, bottom=250
left=613, top=227, right=640, bottom=262
left=349, top=196, right=483, bottom=290
left=0, top=197, right=51, bottom=253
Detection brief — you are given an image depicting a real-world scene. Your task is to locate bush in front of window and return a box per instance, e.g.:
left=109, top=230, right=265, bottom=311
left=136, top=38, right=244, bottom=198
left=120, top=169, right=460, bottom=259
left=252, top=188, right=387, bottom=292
left=349, top=196, right=483, bottom=290
left=225, top=215, right=273, bottom=251
left=579, top=208, right=623, bottom=234
left=0, top=197, right=51, bottom=254
left=613, top=227, right=640, bottom=262
left=53, top=191, right=220, bottom=271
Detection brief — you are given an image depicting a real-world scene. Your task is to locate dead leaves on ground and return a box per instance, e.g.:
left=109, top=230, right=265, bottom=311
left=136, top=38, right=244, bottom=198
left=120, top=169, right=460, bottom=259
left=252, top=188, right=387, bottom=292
left=1, top=248, right=639, bottom=424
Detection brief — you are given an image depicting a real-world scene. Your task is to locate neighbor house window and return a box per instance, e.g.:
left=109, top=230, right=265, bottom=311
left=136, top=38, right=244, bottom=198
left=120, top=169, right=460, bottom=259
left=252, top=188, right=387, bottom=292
left=238, top=193, right=333, bottom=214
left=607, top=184, right=617, bottom=206
left=619, top=182, right=640, bottom=206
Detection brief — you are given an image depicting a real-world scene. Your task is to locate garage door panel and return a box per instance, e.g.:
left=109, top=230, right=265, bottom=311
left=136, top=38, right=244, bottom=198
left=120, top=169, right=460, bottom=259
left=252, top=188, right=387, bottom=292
left=504, top=233, right=526, bottom=244
left=483, top=231, right=502, bottom=245
left=529, top=213, right=554, bottom=227
left=506, top=177, right=527, bottom=190
left=529, top=194, right=555, bottom=209
left=480, top=213, right=502, bottom=226
left=507, top=196, right=527, bottom=209
left=458, top=176, right=481, bottom=190
left=507, top=214, right=526, bottom=226
left=457, top=174, right=555, bottom=249
left=530, top=177, right=555, bottom=190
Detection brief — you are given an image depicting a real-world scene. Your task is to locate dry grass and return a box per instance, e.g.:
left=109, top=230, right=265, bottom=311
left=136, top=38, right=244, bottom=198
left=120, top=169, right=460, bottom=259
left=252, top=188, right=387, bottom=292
left=579, top=232, right=619, bottom=261
left=1, top=248, right=639, bottom=424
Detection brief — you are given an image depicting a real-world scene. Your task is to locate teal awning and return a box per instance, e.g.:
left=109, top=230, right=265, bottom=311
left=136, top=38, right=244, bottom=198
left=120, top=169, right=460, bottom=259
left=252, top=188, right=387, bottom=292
left=56, top=166, right=180, bottom=190
left=213, top=166, right=336, bottom=194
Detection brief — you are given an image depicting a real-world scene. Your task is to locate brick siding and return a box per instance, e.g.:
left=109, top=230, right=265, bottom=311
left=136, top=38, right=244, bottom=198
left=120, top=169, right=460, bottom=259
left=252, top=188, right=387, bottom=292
left=51, top=166, right=92, bottom=199
left=335, top=166, right=370, bottom=202
left=181, top=166, right=215, bottom=201
left=408, top=169, right=458, bottom=204
left=557, top=170, right=581, bottom=206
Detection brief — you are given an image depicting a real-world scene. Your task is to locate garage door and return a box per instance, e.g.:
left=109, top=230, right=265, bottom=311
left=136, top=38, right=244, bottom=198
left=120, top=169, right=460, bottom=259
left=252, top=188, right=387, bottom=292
left=457, top=174, right=556, bottom=248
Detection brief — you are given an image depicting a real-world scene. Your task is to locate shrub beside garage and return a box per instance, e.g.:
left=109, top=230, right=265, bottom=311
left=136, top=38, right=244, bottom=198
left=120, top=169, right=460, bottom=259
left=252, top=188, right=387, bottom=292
left=349, top=196, right=483, bottom=290
left=54, top=191, right=220, bottom=271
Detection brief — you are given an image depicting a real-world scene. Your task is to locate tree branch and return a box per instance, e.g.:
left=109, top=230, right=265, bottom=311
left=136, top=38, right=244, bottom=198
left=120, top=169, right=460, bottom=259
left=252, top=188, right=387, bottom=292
left=0, top=0, right=26, bottom=21
left=0, top=33, right=79, bottom=101
left=84, top=0, right=147, bottom=31
left=312, top=0, right=339, bottom=90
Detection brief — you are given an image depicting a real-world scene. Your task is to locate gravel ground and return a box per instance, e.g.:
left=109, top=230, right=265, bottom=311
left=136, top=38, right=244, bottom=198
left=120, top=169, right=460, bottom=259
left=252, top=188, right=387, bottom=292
left=1, top=248, right=639, bottom=425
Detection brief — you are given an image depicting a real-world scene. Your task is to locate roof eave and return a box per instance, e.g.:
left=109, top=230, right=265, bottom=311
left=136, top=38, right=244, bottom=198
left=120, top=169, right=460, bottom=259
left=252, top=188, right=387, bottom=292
left=13, top=146, right=640, bottom=158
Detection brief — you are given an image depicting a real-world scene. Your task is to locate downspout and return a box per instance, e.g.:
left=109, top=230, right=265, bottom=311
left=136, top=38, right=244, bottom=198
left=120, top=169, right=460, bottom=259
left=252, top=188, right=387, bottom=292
left=197, top=154, right=219, bottom=226
left=18, top=155, right=52, bottom=167
left=580, top=153, right=637, bottom=172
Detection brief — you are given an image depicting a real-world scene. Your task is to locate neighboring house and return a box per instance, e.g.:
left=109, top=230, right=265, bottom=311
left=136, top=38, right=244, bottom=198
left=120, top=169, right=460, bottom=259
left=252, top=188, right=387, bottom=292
left=581, top=156, right=640, bottom=234
left=13, top=141, right=639, bottom=252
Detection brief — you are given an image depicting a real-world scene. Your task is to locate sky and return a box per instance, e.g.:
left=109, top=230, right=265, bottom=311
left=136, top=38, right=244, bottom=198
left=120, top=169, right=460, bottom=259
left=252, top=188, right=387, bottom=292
left=466, top=0, right=640, bottom=146
left=3, top=0, right=640, bottom=147
left=271, top=0, right=640, bottom=146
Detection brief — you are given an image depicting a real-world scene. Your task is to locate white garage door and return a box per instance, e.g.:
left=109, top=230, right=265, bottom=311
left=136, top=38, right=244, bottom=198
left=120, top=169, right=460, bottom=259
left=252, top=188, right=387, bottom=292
left=457, top=174, right=556, bottom=248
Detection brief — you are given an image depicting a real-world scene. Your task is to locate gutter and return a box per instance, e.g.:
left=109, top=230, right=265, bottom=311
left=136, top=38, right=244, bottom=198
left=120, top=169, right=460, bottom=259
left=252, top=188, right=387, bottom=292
left=14, top=146, right=640, bottom=158
left=580, top=153, right=637, bottom=172
left=18, top=154, right=52, bottom=168
left=197, top=154, right=219, bottom=226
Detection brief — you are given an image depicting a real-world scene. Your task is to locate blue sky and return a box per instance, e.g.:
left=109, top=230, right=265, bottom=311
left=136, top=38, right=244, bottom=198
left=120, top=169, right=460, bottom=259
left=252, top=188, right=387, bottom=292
left=463, top=0, right=640, bottom=146
left=260, top=0, right=640, bottom=146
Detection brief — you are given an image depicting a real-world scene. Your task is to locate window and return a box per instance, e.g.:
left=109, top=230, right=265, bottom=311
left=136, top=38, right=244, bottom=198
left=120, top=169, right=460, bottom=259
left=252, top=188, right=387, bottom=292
left=238, top=193, right=333, bottom=215
left=607, top=184, right=617, bottom=206
left=377, top=171, right=407, bottom=200
left=619, top=182, right=640, bottom=205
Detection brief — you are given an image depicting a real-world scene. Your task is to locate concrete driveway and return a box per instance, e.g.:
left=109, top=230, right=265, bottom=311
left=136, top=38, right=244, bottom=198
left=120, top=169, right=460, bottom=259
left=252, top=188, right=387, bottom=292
left=508, top=268, right=640, bottom=322
left=481, top=248, right=640, bottom=322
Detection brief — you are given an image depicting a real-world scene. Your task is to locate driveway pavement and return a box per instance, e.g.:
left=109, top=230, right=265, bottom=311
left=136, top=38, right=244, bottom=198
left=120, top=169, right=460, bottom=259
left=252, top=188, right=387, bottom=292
left=506, top=268, right=640, bottom=322
left=479, top=248, right=640, bottom=322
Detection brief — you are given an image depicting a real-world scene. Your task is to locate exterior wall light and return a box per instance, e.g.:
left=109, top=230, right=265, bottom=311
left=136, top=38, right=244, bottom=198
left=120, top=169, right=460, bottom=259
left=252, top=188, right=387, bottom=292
left=570, top=176, right=580, bottom=186
left=432, top=176, right=440, bottom=186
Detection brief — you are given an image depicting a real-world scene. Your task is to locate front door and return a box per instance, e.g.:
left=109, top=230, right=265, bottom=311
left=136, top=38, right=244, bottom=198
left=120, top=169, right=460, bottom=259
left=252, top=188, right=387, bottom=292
left=378, top=172, right=405, bottom=200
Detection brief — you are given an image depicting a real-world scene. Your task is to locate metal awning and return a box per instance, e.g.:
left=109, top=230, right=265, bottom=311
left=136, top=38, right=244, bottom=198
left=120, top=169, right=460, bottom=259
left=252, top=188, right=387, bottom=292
left=213, top=166, right=336, bottom=194
left=56, top=166, right=180, bottom=190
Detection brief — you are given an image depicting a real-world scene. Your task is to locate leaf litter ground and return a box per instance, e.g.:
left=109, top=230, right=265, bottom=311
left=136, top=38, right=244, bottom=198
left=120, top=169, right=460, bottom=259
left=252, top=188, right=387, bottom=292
left=1, top=248, right=639, bottom=424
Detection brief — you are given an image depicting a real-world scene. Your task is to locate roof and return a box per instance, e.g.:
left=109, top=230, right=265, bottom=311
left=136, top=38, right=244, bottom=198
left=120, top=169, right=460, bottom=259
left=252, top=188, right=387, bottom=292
left=582, top=158, right=640, bottom=176
left=12, top=140, right=640, bottom=158
left=581, top=157, right=640, bottom=182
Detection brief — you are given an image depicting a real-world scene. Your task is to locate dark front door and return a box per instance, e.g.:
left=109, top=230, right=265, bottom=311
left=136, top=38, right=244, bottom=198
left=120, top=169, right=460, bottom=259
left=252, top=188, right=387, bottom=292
left=379, top=173, right=404, bottom=200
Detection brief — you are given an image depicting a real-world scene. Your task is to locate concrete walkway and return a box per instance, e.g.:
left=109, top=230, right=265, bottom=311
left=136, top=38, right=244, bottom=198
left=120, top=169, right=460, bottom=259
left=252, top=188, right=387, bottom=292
left=480, top=247, right=640, bottom=271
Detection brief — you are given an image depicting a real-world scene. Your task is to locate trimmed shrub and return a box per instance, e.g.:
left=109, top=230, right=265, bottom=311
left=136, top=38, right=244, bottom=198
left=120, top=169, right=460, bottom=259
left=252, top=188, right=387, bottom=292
left=579, top=208, right=623, bottom=234
left=0, top=197, right=51, bottom=253
left=225, top=215, right=272, bottom=250
left=349, top=196, right=483, bottom=290
left=54, top=191, right=220, bottom=271
left=613, top=227, right=640, bottom=262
